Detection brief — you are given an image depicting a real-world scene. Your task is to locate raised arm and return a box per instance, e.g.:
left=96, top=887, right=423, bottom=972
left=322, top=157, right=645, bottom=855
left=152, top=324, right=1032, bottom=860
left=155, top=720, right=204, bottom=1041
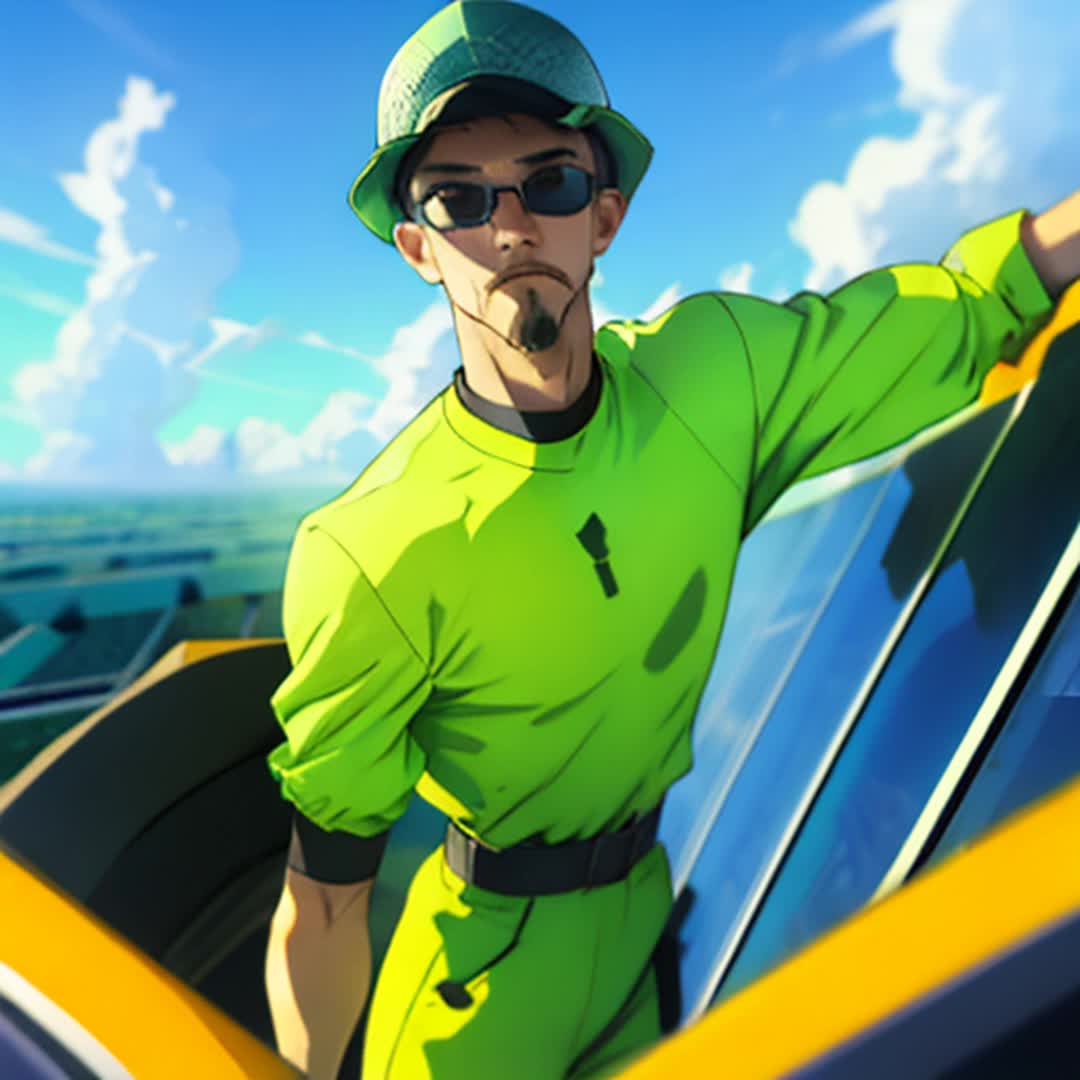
left=598, top=207, right=1061, bottom=537
left=730, top=207, right=1060, bottom=531
left=1021, top=187, right=1080, bottom=300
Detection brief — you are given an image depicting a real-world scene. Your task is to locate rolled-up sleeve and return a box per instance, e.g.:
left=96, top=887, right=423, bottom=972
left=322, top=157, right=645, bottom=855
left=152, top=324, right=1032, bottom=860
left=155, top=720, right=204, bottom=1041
left=266, top=522, right=432, bottom=837
left=727, top=208, right=1056, bottom=532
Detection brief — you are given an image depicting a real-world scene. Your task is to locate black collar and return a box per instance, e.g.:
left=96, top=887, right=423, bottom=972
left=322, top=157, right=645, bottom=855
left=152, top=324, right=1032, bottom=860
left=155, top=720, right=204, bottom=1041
left=453, top=359, right=602, bottom=443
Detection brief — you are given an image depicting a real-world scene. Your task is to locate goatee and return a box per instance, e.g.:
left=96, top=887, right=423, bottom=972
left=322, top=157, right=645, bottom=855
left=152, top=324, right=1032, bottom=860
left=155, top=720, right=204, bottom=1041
left=517, top=288, right=560, bottom=353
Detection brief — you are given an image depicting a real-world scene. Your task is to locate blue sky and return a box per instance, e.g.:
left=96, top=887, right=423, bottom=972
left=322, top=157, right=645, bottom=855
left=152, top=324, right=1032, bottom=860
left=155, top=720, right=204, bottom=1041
left=1, top=0, right=1077, bottom=489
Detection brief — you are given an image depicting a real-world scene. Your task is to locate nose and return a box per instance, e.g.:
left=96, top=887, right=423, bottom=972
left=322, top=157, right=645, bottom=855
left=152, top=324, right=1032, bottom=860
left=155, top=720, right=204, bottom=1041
left=490, top=187, right=540, bottom=248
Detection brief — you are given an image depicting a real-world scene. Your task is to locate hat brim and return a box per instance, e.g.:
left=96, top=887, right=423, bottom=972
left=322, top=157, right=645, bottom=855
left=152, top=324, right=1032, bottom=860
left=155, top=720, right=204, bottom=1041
left=348, top=103, right=653, bottom=244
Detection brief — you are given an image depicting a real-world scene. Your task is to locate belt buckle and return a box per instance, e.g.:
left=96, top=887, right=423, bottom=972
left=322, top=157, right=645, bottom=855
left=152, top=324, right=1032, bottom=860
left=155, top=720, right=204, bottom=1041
left=447, top=822, right=480, bottom=885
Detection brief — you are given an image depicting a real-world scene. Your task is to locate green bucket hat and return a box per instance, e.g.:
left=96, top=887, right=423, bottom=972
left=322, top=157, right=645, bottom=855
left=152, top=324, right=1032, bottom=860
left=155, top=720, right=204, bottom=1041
left=349, top=0, right=653, bottom=243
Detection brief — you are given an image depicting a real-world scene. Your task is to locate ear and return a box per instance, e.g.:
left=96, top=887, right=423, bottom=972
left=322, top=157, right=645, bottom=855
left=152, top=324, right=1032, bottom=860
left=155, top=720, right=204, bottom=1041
left=393, top=221, right=443, bottom=285
left=591, top=188, right=628, bottom=258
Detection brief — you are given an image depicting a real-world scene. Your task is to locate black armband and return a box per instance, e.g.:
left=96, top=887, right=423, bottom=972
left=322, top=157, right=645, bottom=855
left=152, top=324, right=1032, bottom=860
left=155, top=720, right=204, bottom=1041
left=286, top=810, right=390, bottom=884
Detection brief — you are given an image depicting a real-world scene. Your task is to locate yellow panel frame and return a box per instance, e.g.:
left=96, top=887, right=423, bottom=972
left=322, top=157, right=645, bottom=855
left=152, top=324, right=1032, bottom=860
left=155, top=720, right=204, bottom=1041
left=0, top=843, right=298, bottom=1078
left=622, top=773, right=1080, bottom=1078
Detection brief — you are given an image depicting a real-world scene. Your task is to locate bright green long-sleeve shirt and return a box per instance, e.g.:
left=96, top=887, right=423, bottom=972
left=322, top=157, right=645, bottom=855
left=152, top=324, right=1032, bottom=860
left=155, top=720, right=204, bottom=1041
left=266, top=208, right=1054, bottom=849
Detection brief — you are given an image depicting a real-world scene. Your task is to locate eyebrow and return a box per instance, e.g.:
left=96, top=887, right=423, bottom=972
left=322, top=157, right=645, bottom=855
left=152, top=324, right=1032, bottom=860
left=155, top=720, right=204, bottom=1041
left=415, top=146, right=579, bottom=176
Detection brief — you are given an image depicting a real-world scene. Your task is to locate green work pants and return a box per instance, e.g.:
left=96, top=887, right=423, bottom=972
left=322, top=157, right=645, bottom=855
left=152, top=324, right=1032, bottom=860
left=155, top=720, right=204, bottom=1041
left=361, top=842, right=674, bottom=1078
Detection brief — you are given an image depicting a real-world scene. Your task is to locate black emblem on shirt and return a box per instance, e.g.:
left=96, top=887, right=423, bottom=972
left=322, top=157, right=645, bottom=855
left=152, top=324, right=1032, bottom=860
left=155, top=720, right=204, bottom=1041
left=576, top=512, right=619, bottom=598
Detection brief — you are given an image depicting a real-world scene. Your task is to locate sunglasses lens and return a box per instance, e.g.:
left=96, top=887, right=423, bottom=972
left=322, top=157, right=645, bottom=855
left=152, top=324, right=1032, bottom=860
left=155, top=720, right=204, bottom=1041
left=523, top=166, right=593, bottom=215
left=417, top=167, right=594, bottom=230
left=422, top=184, right=490, bottom=229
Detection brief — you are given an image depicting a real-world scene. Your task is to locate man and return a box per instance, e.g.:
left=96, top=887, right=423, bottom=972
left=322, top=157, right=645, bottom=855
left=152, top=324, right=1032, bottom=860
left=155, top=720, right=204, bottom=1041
left=263, top=2, right=1079, bottom=1078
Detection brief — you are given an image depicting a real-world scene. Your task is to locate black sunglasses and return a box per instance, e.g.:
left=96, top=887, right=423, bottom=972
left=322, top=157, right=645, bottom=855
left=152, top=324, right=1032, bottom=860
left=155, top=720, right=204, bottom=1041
left=413, top=164, right=596, bottom=231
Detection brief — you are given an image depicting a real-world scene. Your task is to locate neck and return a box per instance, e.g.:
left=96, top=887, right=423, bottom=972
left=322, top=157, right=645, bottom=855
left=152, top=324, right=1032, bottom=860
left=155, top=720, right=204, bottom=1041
left=453, top=286, right=596, bottom=411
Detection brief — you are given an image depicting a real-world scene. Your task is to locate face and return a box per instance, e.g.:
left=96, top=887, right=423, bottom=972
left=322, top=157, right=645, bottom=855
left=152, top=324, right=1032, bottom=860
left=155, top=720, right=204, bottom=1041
left=393, top=114, right=626, bottom=358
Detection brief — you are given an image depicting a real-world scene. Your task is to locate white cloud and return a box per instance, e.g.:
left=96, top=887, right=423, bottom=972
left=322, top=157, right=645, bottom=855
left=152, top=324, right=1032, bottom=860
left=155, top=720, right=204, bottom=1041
left=888, top=0, right=972, bottom=110
left=161, top=423, right=226, bottom=466
left=773, top=0, right=971, bottom=109
left=638, top=283, right=683, bottom=324
left=296, top=330, right=376, bottom=364
left=11, top=75, right=245, bottom=488
left=820, top=0, right=969, bottom=105
left=791, top=0, right=1080, bottom=293
left=162, top=415, right=346, bottom=483
left=23, top=430, right=95, bottom=478
left=300, top=391, right=372, bottom=459
left=211, top=276, right=701, bottom=483
left=0, top=285, right=79, bottom=318
left=204, top=404, right=366, bottom=483
left=823, top=0, right=900, bottom=54
left=122, top=321, right=185, bottom=366
left=167, top=276, right=693, bottom=484
left=296, top=330, right=332, bottom=350
left=366, top=302, right=457, bottom=443
left=590, top=294, right=619, bottom=329
left=158, top=304, right=453, bottom=484
left=846, top=118, right=954, bottom=214
left=943, top=94, right=1005, bottom=184
left=186, top=316, right=270, bottom=370
left=718, top=262, right=755, bottom=294
left=235, top=418, right=305, bottom=474
left=7, top=77, right=357, bottom=490
left=222, top=279, right=686, bottom=482
left=150, top=180, right=175, bottom=211
left=227, top=390, right=375, bottom=479
left=590, top=281, right=685, bottom=329
left=0, top=208, right=97, bottom=267
left=59, top=77, right=175, bottom=225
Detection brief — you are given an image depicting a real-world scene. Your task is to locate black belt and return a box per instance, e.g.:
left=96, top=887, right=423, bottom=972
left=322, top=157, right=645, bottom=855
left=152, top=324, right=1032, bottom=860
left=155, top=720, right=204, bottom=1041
left=444, top=803, right=663, bottom=897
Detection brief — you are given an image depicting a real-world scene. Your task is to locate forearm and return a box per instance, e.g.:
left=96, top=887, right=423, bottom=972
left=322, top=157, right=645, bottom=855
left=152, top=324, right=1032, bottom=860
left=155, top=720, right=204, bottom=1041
left=265, top=878, right=374, bottom=1080
left=1022, top=189, right=1080, bottom=300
